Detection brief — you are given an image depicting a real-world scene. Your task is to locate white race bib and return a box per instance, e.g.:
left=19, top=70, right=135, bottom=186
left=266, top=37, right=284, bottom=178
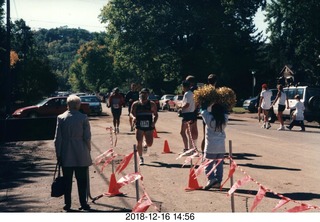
left=140, top=120, right=150, bottom=128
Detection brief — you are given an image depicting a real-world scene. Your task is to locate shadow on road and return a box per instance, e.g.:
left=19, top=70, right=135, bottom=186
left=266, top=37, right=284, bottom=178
left=0, top=142, right=54, bottom=212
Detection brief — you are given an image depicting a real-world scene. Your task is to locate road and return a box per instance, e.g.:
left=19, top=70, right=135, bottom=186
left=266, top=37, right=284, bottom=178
left=0, top=104, right=319, bottom=214
left=86, top=105, right=320, bottom=213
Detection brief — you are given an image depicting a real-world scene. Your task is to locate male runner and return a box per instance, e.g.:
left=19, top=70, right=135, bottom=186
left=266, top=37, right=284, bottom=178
left=130, top=88, right=158, bottom=165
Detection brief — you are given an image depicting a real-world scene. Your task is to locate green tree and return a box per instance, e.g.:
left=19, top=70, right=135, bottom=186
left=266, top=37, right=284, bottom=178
left=265, top=0, right=320, bottom=84
left=100, top=0, right=266, bottom=98
left=69, top=40, right=113, bottom=92
left=10, top=20, right=57, bottom=102
left=33, top=27, right=97, bottom=90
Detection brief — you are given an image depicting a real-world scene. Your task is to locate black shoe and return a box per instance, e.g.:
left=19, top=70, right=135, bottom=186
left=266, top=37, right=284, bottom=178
left=63, top=205, right=71, bottom=211
left=79, top=204, right=91, bottom=211
left=286, top=126, right=291, bottom=130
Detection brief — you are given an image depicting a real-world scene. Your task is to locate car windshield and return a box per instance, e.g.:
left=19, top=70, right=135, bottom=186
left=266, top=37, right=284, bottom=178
left=81, top=96, right=99, bottom=102
left=166, top=95, right=174, bottom=100
left=36, top=98, right=50, bottom=106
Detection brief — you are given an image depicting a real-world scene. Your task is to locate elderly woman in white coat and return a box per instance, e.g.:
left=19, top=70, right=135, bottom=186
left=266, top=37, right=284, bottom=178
left=54, top=95, right=92, bottom=211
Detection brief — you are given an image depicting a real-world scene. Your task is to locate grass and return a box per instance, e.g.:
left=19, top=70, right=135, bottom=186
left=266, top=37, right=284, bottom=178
left=232, top=107, right=246, bottom=113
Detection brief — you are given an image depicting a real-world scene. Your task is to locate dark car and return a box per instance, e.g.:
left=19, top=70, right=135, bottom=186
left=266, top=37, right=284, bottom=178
left=148, top=94, right=161, bottom=111
left=242, top=96, right=259, bottom=113
left=243, top=89, right=278, bottom=113
left=12, top=97, right=90, bottom=118
left=79, top=95, right=102, bottom=116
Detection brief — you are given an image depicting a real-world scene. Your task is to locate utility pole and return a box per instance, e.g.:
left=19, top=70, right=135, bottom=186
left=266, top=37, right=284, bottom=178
left=251, top=70, right=256, bottom=97
left=5, top=0, right=11, bottom=116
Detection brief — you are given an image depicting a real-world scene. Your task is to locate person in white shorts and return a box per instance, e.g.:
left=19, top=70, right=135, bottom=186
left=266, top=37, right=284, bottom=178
left=259, top=83, right=272, bottom=129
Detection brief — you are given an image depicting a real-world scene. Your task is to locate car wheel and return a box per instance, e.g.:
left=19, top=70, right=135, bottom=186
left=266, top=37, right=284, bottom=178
left=308, top=96, right=320, bottom=111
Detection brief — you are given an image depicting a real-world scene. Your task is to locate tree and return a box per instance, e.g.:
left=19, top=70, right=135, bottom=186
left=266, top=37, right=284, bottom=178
left=100, top=0, right=266, bottom=98
left=10, top=20, right=57, bottom=102
left=265, top=0, right=320, bottom=84
left=69, top=40, right=114, bottom=92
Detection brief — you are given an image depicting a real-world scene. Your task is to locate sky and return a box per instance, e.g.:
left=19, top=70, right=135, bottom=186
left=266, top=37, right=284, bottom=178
left=3, top=0, right=268, bottom=35
left=5, top=0, right=108, bottom=32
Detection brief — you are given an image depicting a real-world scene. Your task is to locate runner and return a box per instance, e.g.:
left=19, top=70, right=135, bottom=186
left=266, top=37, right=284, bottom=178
left=130, top=88, right=158, bottom=165
left=107, top=87, right=125, bottom=133
left=125, top=83, right=139, bottom=131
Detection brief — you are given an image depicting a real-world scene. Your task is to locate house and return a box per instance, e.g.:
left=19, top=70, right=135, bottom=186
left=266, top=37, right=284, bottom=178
left=277, top=65, right=295, bottom=86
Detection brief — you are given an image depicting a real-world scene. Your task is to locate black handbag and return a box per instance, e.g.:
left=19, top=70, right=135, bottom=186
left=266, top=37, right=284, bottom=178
left=51, top=162, right=66, bottom=197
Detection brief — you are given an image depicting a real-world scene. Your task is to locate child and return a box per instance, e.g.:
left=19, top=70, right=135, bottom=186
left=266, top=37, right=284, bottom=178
left=200, top=103, right=228, bottom=190
left=286, top=95, right=305, bottom=131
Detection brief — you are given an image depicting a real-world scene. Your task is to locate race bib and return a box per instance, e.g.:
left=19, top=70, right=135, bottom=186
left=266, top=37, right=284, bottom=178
left=140, top=120, right=150, bottom=128
left=113, top=104, right=119, bottom=109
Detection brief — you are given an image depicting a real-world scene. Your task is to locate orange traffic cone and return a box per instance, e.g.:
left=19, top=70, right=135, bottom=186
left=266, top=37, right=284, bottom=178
left=185, top=168, right=202, bottom=191
left=104, top=172, right=123, bottom=196
left=162, top=140, right=172, bottom=153
left=153, top=128, right=159, bottom=138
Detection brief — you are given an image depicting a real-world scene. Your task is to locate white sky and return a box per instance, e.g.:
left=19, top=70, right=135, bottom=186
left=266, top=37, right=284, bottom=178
left=3, top=0, right=268, bottom=34
left=6, top=0, right=108, bottom=32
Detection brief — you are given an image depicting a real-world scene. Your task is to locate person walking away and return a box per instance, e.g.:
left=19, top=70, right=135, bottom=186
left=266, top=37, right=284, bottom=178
left=108, top=87, right=125, bottom=133
left=259, top=83, right=272, bottom=129
left=180, top=80, right=197, bottom=153
left=272, top=84, right=289, bottom=130
left=201, top=74, right=217, bottom=154
left=286, top=95, right=305, bottom=131
left=125, top=83, right=139, bottom=131
left=200, top=103, right=228, bottom=190
left=54, top=95, right=92, bottom=211
left=130, top=88, right=158, bottom=165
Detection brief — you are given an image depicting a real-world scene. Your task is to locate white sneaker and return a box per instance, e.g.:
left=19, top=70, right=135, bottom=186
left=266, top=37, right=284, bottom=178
left=277, top=126, right=285, bottom=131
left=261, top=124, right=266, bottom=129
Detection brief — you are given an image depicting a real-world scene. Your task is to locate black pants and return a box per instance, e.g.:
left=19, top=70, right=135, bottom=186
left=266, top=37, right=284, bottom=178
left=62, top=166, right=88, bottom=207
left=288, top=120, right=305, bottom=131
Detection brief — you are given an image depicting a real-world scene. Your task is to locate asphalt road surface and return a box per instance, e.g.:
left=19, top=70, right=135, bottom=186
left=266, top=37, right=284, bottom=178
left=1, top=104, right=320, bottom=215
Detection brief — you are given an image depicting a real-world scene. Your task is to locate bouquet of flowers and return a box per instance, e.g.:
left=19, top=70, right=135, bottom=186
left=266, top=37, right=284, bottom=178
left=193, top=85, right=236, bottom=111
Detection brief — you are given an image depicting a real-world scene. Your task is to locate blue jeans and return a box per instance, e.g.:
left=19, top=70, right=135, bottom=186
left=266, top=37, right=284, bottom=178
left=204, top=153, right=224, bottom=182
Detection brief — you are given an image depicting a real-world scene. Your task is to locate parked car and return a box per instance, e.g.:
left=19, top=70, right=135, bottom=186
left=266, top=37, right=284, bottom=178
left=148, top=94, right=161, bottom=111
left=242, top=96, right=259, bottom=113
left=168, top=95, right=183, bottom=111
left=243, top=89, right=278, bottom=113
left=79, top=95, right=102, bottom=116
left=12, top=97, right=90, bottom=118
left=159, top=94, right=175, bottom=110
left=270, top=85, right=320, bottom=123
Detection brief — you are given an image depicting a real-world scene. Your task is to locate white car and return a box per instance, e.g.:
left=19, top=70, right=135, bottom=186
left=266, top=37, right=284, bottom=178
left=271, top=85, right=320, bottom=123
left=159, top=94, right=175, bottom=110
